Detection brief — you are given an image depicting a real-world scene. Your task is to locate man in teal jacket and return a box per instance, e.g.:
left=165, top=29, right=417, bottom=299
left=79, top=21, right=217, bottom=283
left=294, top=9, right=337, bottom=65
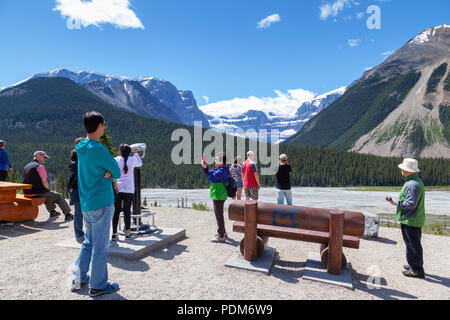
left=389, top=158, right=426, bottom=278
left=71, top=111, right=122, bottom=297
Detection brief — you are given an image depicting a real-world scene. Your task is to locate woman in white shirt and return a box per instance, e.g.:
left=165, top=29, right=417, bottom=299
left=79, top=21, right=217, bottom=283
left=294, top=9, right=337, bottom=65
left=111, top=144, right=142, bottom=241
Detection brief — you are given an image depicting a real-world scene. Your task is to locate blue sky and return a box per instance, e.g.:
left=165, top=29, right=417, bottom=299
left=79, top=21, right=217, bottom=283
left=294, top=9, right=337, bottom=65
left=0, top=0, right=449, bottom=105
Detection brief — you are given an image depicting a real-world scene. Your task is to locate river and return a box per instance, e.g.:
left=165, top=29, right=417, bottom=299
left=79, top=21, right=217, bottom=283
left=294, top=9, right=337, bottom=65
left=142, top=188, right=450, bottom=216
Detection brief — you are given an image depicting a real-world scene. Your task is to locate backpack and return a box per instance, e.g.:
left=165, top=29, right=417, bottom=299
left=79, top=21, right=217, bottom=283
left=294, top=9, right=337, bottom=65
left=222, top=169, right=238, bottom=198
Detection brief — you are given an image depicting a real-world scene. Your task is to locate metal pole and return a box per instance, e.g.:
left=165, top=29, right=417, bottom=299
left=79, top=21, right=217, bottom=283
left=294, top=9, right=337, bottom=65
left=133, top=167, right=142, bottom=227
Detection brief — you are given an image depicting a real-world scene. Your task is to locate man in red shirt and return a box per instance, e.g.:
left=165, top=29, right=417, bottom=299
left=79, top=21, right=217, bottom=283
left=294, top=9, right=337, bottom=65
left=242, top=151, right=260, bottom=200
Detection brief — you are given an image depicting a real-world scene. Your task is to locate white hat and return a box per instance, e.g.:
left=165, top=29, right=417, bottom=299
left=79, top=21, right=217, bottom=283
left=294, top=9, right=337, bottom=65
left=279, top=154, right=288, bottom=160
left=398, top=158, right=420, bottom=173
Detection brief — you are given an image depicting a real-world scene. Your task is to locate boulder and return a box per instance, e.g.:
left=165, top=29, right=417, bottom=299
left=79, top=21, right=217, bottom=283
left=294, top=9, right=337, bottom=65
left=363, top=213, right=380, bottom=239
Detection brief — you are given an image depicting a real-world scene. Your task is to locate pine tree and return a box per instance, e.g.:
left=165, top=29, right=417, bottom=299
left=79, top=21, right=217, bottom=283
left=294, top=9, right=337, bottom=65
left=7, top=168, right=20, bottom=183
left=55, top=172, right=68, bottom=198
left=100, top=128, right=117, bottom=156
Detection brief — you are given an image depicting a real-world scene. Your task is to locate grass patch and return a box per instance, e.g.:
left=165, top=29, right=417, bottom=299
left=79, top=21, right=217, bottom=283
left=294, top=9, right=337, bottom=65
left=192, top=202, right=212, bottom=212
left=439, top=104, right=450, bottom=143
left=345, top=185, right=450, bottom=191
left=378, top=213, right=449, bottom=236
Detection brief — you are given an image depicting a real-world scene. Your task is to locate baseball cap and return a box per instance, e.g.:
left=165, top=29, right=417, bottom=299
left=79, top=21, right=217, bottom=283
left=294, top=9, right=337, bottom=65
left=0, top=140, right=5, bottom=147
left=34, top=151, right=50, bottom=159
left=280, top=154, right=288, bottom=160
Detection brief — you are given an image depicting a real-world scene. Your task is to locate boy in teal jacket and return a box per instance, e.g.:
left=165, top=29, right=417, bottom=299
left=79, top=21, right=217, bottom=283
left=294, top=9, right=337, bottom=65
left=72, top=111, right=121, bottom=297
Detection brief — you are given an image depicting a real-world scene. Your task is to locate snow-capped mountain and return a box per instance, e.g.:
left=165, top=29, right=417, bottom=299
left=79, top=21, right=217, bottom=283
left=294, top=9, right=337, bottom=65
left=26, top=69, right=210, bottom=128
left=200, top=87, right=347, bottom=142
left=287, top=24, right=450, bottom=158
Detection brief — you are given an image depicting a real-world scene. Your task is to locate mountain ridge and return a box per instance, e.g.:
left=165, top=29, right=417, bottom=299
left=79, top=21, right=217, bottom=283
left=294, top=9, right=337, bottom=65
left=286, top=24, right=450, bottom=158
left=2, top=68, right=210, bottom=128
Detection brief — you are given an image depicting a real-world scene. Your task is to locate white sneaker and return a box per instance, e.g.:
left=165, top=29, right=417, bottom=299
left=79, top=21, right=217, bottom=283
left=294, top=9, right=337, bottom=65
left=211, top=234, right=226, bottom=243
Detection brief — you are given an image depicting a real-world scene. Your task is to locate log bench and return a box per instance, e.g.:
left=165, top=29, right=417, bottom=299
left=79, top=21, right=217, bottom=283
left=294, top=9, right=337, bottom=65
left=0, top=182, right=46, bottom=222
left=228, top=200, right=365, bottom=275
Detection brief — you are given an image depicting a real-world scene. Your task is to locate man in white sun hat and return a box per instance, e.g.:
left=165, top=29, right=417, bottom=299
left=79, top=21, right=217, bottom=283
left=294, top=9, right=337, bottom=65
left=388, top=158, right=426, bottom=279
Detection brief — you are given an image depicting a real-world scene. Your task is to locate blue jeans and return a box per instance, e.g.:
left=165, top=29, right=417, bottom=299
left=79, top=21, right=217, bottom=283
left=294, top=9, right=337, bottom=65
left=277, top=189, right=293, bottom=206
left=73, top=204, right=114, bottom=289
left=70, top=191, right=84, bottom=239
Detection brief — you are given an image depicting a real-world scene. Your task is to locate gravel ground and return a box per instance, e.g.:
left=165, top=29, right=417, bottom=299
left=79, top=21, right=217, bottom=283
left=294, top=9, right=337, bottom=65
left=0, top=204, right=449, bottom=300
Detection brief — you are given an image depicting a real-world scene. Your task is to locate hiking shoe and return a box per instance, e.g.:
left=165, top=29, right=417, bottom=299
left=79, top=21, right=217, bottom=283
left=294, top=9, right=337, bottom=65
left=111, top=234, right=118, bottom=242
left=64, top=214, right=74, bottom=222
left=76, top=236, right=85, bottom=244
left=89, top=283, right=119, bottom=297
left=403, top=265, right=411, bottom=271
left=125, top=233, right=137, bottom=241
left=71, top=275, right=90, bottom=292
left=402, top=269, right=425, bottom=278
left=50, top=211, right=61, bottom=218
left=211, top=234, right=226, bottom=243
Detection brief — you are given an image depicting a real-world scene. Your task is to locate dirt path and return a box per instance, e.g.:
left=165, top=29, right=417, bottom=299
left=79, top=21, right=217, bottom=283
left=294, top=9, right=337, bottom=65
left=0, top=205, right=448, bottom=300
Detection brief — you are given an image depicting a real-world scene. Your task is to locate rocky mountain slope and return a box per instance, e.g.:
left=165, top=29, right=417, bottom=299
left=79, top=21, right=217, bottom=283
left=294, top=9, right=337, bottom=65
left=24, top=69, right=210, bottom=128
left=286, top=25, right=450, bottom=158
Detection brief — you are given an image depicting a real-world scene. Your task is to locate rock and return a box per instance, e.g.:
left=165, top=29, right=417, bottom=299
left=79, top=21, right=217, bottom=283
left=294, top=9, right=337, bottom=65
left=363, top=213, right=380, bottom=239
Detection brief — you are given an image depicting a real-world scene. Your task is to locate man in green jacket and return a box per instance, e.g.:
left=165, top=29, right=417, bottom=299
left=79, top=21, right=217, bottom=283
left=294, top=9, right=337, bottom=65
left=388, top=158, right=426, bottom=278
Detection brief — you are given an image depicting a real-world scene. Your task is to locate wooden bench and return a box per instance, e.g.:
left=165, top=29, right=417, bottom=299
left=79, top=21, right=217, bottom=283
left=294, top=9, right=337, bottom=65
left=228, top=200, right=365, bottom=275
left=15, top=194, right=46, bottom=207
left=0, top=182, right=46, bottom=222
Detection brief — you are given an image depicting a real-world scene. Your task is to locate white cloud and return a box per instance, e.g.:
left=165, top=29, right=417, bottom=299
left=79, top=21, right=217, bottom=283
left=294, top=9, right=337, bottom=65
left=53, top=0, right=144, bottom=30
left=382, top=50, right=394, bottom=56
left=257, top=13, right=281, bottom=29
left=203, top=96, right=210, bottom=104
left=348, top=38, right=361, bottom=47
left=320, top=0, right=349, bottom=20
left=356, top=12, right=365, bottom=19
left=199, top=88, right=316, bottom=119
left=320, top=0, right=361, bottom=20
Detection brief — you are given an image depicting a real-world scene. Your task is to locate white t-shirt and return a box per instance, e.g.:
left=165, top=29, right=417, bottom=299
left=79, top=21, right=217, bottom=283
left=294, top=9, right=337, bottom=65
left=114, top=154, right=143, bottom=194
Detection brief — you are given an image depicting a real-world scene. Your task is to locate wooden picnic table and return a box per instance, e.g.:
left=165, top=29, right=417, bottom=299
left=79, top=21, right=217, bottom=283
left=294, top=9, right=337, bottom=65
left=0, top=182, right=46, bottom=222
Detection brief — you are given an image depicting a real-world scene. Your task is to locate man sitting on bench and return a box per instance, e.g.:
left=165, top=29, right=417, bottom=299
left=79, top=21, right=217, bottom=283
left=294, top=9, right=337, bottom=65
left=23, top=151, right=73, bottom=221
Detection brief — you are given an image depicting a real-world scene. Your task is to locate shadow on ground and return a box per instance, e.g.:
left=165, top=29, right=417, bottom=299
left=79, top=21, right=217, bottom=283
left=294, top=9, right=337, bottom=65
left=353, top=271, right=418, bottom=300
left=422, top=273, right=450, bottom=289
left=364, top=236, right=397, bottom=245
left=149, top=243, right=188, bottom=261
left=271, top=258, right=305, bottom=284
left=0, top=219, right=69, bottom=239
left=72, top=286, right=127, bottom=300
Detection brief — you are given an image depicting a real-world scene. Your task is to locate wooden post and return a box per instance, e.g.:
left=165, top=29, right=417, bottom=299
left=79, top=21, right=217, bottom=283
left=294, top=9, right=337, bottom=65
left=327, top=210, right=345, bottom=275
left=244, top=200, right=258, bottom=261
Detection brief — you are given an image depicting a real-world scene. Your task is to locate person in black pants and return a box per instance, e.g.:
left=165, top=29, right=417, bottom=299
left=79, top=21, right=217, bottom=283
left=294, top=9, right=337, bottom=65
left=0, top=140, right=12, bottom=181
left=111, top=144, right=142, bottom=241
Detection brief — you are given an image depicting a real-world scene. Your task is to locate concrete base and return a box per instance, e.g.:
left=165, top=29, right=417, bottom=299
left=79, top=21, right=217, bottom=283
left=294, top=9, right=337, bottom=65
left=303, top=252, right=354, bottom=290
left=225, top=246, right=276, bottom=275
left=56, top=227, right=185, bottom=260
